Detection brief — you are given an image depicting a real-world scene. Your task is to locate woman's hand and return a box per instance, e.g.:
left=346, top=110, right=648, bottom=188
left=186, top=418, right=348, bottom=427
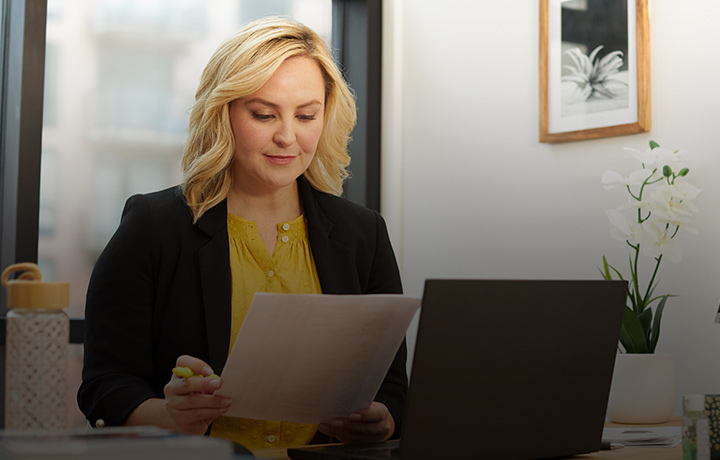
left=163, top=355, right=232, bottom=434
left=317, top=402, right=395, bottom=443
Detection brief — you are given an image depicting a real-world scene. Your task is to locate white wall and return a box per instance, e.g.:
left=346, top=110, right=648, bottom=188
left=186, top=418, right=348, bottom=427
left=383, top=0, right=720, bottom=415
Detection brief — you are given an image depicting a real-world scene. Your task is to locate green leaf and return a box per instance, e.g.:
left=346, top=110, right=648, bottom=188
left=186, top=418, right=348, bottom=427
left=599, top=256, right=626, bottom=281
left=637, top=307, right=653, bottom=340
left=618, top=324, right=635, bottom=353
left=649, top=140, right=660, bottom=149
left=649, top=295, right=669, bottom=352
left=600, top=256, right=612, bottom=280
left=620, top=306, right=650, bottom=353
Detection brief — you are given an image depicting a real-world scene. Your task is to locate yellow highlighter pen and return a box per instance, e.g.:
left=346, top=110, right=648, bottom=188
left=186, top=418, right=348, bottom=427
left=172, top=366, right=220, bottom=379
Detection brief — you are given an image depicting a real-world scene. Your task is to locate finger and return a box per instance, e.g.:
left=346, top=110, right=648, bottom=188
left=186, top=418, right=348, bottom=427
left=175, top=355, right=214, bottom=376
left=172, top=366, right=221, bottom=379
left=168, top=405, right=231, bottom=424
left=166, top=374, right=223, bottom=397
left=348, top=401, right=387, bottom=422
left=169, top=393, right=232, bottom=411
left=317, top=423, right=337, bottom=439
left=348, top=409, right=381, bottom=423
left=331, top=418, right=386, bottom=435
left=318, top=422, right=388, bottom=444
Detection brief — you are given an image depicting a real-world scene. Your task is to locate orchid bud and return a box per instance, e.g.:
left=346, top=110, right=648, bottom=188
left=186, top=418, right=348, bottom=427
left=679, top=168, right=689, bottom=177
left=649, top=140, right=660, bottom=149
left=662, top=165, right=672, bottom=177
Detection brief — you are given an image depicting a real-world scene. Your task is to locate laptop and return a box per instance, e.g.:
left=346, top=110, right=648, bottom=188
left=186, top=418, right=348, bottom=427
left=288, top=279, right=627, bottom=460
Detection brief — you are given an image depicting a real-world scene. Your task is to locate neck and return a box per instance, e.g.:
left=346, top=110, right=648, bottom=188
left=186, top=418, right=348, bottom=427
left=227, top=180, right=302, bottom=224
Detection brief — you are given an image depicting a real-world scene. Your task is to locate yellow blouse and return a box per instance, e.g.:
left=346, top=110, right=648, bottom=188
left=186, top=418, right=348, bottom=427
left=210, top=213, right=322, bottom=449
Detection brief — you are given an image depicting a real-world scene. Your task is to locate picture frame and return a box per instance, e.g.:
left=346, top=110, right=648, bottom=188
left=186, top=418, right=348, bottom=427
left=539, top=0, right=650, bottom=143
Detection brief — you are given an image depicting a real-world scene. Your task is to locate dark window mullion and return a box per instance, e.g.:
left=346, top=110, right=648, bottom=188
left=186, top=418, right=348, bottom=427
left=0, top=0, right=47, bottom=429
left=1, top=0, right=46, bottom=305
left=332, top=0, right=382, bottom=212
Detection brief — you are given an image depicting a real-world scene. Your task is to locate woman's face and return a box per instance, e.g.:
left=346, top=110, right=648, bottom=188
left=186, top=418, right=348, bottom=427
left=229, top=56, right=326, bottom=195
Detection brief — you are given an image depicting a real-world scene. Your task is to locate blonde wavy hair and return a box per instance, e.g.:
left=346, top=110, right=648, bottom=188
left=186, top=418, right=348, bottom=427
left=181, top=17, right=357, bottom=222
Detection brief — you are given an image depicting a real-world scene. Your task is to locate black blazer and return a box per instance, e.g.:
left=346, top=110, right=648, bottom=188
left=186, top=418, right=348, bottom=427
left=78, top=176, right=408, bottom=437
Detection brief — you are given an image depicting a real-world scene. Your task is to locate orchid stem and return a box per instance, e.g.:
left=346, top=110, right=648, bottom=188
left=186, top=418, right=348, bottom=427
left=643, top=254, right=663, bottom=305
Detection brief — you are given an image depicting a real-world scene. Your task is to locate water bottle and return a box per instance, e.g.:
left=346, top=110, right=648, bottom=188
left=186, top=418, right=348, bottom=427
left=2, top=262, right=70, bottom=429
left=683, top=394, right=710, bottom=460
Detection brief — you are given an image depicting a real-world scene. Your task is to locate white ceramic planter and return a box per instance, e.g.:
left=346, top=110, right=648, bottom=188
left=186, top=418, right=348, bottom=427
left=606, top=353, right=675, bottom=423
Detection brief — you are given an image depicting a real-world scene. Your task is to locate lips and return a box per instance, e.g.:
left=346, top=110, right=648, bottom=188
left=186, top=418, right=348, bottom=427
left=265, top=154, right=296, bottom=165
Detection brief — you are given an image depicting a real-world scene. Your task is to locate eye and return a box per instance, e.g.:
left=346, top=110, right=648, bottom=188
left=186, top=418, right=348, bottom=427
left=297, top=114, right=317, bottom=121
left=252, top=112, right=274, bottom=121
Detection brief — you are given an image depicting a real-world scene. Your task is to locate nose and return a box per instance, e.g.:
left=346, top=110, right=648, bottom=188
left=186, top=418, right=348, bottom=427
left=273, top=119, right=296, bottom=148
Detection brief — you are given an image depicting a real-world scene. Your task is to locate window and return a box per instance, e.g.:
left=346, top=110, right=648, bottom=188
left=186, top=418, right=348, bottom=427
left=1, top=0, right=380, bottom=429
left=38, top=150, right=57, bottom=236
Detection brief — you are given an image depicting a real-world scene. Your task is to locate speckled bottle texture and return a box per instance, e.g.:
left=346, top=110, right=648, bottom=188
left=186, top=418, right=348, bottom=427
left=5, top=308, right=69, bottom=429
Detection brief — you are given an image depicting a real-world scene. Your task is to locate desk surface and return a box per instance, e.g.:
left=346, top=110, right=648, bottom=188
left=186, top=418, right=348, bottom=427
left=251, top=417, right=682, bottom=460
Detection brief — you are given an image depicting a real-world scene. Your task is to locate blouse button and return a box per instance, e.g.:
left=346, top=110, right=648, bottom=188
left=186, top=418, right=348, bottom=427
left=268, top=435, right=276, bottom=443
left=282, top=223, right=290, bottom=231
left=281, top=235, right=289, bottom=243
left=95, top=419, right=105, bottom=428
left=268, top=270, right=275, bottom=278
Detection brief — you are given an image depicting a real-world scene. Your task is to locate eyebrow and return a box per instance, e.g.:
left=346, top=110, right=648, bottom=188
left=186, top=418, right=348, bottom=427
left=244, top=97, right=323, bottom=109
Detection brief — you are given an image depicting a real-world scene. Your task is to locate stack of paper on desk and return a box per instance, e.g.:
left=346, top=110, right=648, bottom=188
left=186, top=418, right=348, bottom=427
left=216, top=293, right=421, bottom=424
left=602, top=426, right=682, bottom=447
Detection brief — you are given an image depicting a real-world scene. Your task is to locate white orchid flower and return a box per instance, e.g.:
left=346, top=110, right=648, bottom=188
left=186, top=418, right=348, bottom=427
left=647, top=186, right=695, bottom=217
left=646, top=186, right=699, bottom=234
left=667, top=179, right=701, bottom=208
left=654, top=147, right=689, bottom=169
left=634, top=221, right=683, bottom=262
left=616, top=185, right=699, bottom=235
left=602, top=169, right=654, bottom=190
left=606, top=209, right=636, bottom=242
left=624, top=146, right=689, bottom=172
left=655, top=215, right=699, bottom=235
left=623, top=147, right=652, bottom=164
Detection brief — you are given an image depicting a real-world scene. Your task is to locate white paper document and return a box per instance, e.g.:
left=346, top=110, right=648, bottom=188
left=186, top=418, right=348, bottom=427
left=216, top=293, right=421, bottom=423
left=602, top=426, right=682, bottom=447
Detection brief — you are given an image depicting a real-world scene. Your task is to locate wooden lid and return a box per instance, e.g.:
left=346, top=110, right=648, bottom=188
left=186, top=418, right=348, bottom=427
left=1, top=263, right=69, bottom=309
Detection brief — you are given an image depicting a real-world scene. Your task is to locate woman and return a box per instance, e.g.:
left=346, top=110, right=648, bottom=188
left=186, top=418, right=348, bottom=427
left=78, top=17, right=407, bottom=450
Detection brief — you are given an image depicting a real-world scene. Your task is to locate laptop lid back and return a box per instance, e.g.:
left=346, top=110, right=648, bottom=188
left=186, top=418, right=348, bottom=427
left=399, top=279, right=626, bottom=460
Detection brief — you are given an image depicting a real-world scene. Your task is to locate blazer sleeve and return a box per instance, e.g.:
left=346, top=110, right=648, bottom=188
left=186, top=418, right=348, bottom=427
left=78, top=194, right=161, bottom=427
left=367, top=211, right=408, bottom=440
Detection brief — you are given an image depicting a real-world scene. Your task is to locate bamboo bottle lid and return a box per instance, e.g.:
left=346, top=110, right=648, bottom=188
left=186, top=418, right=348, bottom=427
left=1, top=263, right=69, bottom=309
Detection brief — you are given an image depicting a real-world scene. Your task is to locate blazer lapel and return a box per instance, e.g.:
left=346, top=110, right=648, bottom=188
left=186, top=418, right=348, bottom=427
left=299, top=177, right=362, bottom=294
left=195, top=200, right=232, bottom=374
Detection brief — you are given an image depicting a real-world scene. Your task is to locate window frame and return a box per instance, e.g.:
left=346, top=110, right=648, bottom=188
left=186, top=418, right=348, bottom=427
left=1, top=0, right=46, bottom=310
left=0, top=0, right=48, bottom=428
left=332, top=0, right=382, bottom=211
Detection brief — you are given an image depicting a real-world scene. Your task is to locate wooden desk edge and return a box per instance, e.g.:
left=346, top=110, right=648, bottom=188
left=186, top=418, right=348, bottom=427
left=251, top=417, right=684, bottom=460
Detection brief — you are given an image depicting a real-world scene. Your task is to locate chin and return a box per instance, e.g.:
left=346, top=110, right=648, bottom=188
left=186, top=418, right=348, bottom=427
left=261, top=173, right=304, bottom=191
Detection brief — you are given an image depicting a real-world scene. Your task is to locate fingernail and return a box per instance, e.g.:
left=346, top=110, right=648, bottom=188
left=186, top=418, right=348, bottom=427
left=202, top=366, right=213, bottom=375
left=349, top=413, right=362, bottom=421
left=331, top=419, right=344, bottom=428
left=221, top=398, right=232, bottom=406
left=209, top=379, right=221, bottom=388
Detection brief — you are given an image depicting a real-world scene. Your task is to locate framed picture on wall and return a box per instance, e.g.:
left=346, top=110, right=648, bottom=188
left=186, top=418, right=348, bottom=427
left=539, top=0, right=650, bottom=143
